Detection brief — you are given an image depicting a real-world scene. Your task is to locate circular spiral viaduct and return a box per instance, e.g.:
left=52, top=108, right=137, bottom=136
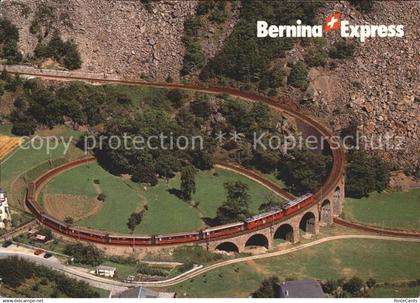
left=7, top=66, right=346, bottom=253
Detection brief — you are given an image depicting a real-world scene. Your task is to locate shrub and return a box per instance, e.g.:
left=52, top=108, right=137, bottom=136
left=329, top=41, right=355, bottom=59
left=167, top=89, right=185, bottom=108
left=0, top=19, right=22, bottom=64
left=288, top=62, right=308, bottom=89
left=64, top=216, right=74, bottom=224
left=350, top=0, right=375, bottom=12
left=64, top=243, right=104, bottom=266
left=97, top=193, right=106, bottom=201
left=137, top=263, right=167, bottom=277
left=33, top=32, right=82, bottom=70
left=304, top=48, right=328, bottom=67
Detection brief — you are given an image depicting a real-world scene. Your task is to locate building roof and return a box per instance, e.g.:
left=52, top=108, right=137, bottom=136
left=277, top=279, right=325, bottom=298
left=95, top=265, right=116, bottom=272
left=115, top=287, right=159, bottom=298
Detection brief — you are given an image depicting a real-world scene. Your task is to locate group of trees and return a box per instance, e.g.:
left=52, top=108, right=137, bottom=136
left=345, top=150, right=390, bottom=198
left=216, top=181, right=251, bottom=224
left=8, top=74, right=333, bottom=201
left=64, top=243, right=104, bottom=266
left=180, top=165, right=197, bottom=200
left=9, top=79, right=135, bottom=135
left=0, top=18, right=22, bottom=64
left=252, top=276, right=280, bottom=298
left=252, top=276, right=377, bottom=298
left=34, top=31, right=81, bottom=70
left=200, top=1, right=320, bottom=87
left=197, top=0, right=228, bottom=23
left=322, top=276, right=377, bottom=298
left=181, top=16, right=205, bottom=76
left=0, top=256, right=100, bottom=297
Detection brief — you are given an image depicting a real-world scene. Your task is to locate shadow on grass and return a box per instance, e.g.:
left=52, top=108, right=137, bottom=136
left=202, top=216, right=221, bottom=227
left=167, top=188, right=183, bottom=200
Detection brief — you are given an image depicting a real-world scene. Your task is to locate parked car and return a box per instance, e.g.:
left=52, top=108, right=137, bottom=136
left=34, top=249, right=44, bottom=256
left=43, top=253, right=53, bottom=259
left=1, top=240, right=12, bottom=248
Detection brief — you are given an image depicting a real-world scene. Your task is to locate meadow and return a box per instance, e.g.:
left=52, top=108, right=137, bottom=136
left=42, top=163, right=279, bottom=235
left=342, top=189, right=420, bottom=230
left=167, top=239, right=420, bottom=297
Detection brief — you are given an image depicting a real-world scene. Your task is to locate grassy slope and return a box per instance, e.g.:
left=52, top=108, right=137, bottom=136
left=1, top=127, right=84, bottom=186
left=168, top=239, right=420, bottom=298
left=43, top=163, right=278, bottom=235
left=130, top=167, right=281, bottom=234
left=371, top=285, right=420, bottom=298
left=45, top=163, right=143, bottom=234
left=343, top=189, right=420, bottom=230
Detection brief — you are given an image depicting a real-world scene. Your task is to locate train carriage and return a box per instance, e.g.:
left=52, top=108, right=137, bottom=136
left=282, top=193, right=314, bottom=215
left=202, top=222, right=245, bottom=239
left=68, top=226, right=109, bottom=244
left=155, top=231, right=200, bottom=245
left=108, top=235, right=153, bottom=245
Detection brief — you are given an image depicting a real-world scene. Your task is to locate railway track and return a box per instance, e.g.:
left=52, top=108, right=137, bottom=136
left=7, top=67, right=345, bottom=245
left=334, top=218, right=420, bottom=238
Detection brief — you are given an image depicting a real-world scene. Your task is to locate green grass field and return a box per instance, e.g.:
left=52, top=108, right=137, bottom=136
left=0, top=126, right=84, bottom=186
left=44, top=163, right=144, bottom=234
left=0, top=124, right=13, bottom=136
left=371, top=285, right=420, bottom=298
left=42, top=163, right=279, bottom=235
left=343, top=189, right=420, bottom=230
left=167, top=239, right=420, bottom=298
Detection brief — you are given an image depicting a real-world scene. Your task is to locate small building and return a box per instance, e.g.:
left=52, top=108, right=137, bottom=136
left=0, top=188, right=11, bottom=229
left=35, top=234, right=47, bottom=242
left=114, top=287, right=176, bottom=298
left=95, top=265, right=116, bottom=278
left=277, top=279, right=325, bottom=298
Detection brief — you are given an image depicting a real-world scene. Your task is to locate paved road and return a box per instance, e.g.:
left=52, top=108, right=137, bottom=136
left=1, top=234, right=418, bottom=290
left=0, top=247, right=128, bottom=294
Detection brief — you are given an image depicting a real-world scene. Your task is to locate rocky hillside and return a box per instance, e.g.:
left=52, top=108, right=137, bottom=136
left=305, top=1, right=419, bottom=172
left=0, top=0, right=238, bottom=81
left=0, top=0, right=418, bottom=171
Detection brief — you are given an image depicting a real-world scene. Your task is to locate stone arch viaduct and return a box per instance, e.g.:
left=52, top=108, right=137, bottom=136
left=5, top=65, right=346, bottom=253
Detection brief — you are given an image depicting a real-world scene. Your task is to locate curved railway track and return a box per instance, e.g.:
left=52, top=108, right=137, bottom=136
left=9, top=68, right=346, bottom=246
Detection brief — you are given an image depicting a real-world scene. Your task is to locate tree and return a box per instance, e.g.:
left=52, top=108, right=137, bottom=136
left=346, top=150, right=390, bottom=198
left=216, top=181, right=251, bottom=223
left=259, top=192, right=282, bottom=212
left=279, top=149, right=331, bottom=196
left=252, top=276, right=280, bottom=298
left=167, top=89, right=184, bottom=108
left=38, top=227, right=53, bottom=240
left=180, top=165, right=196, bottom=201
left=288, top=62, right=308, bottom=88
left=127, top=210, right=145, bottom=231
left=343, top=276, right=364, bottom=295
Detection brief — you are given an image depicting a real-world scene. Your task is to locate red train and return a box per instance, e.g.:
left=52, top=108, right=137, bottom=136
left=26, top=178, right=314, bottom=246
